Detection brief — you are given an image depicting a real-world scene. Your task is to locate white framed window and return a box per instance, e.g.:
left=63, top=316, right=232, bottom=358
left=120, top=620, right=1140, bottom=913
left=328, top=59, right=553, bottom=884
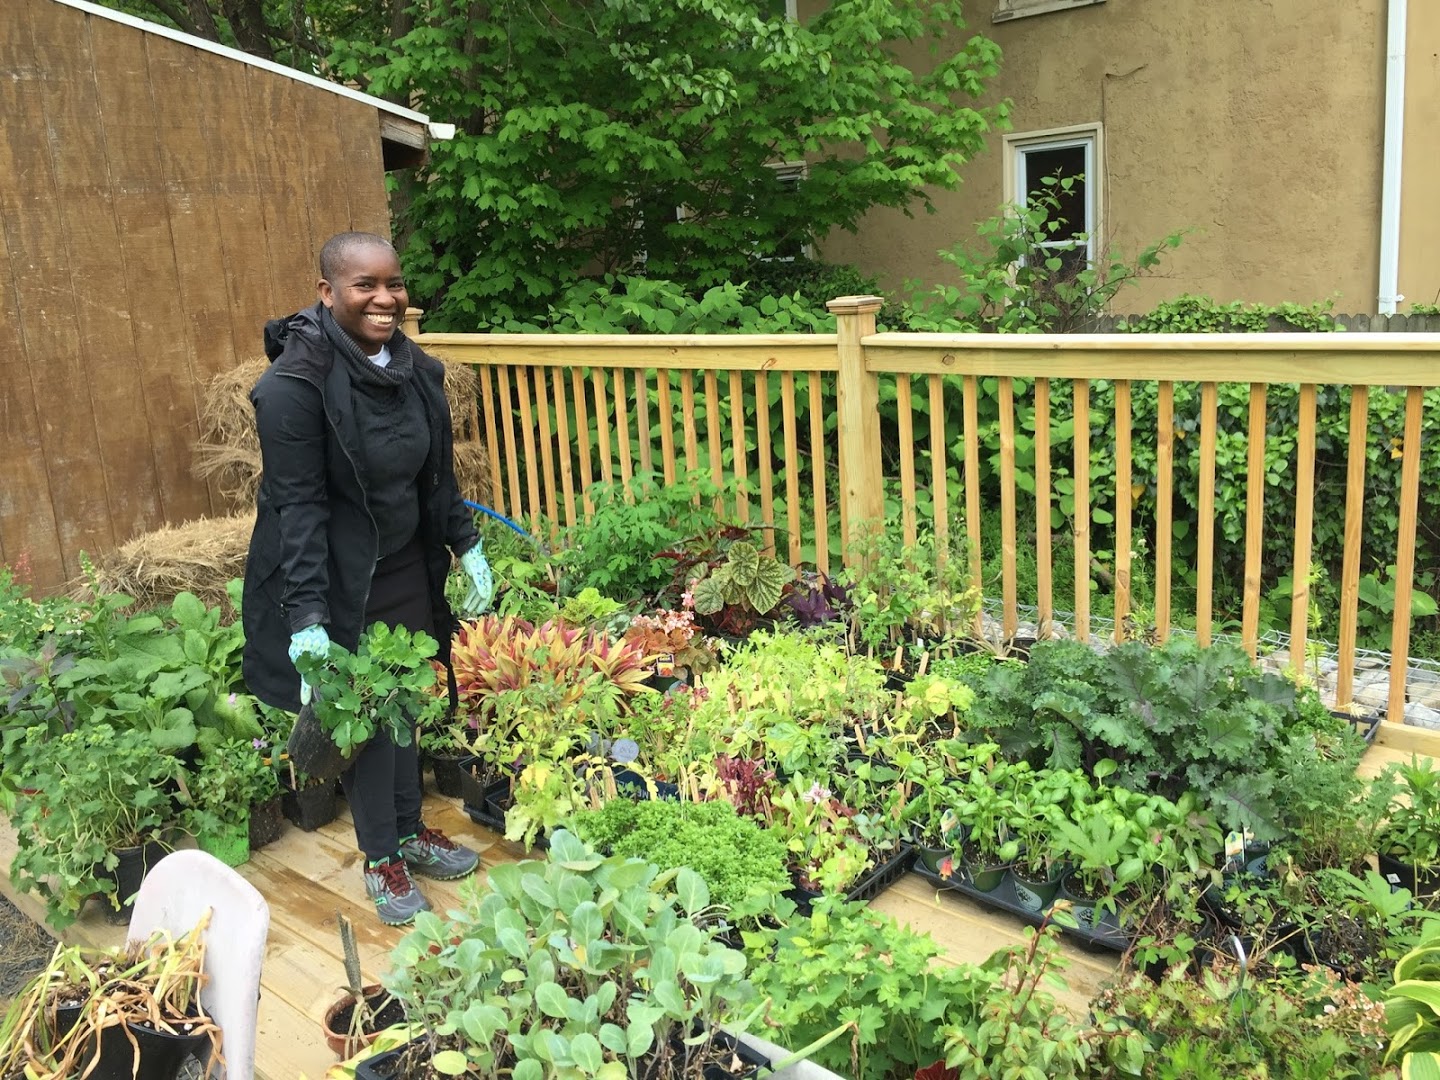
left=993, top=0, right=1104, bottom=23
left=1004, top=124, right=1102, bottom=274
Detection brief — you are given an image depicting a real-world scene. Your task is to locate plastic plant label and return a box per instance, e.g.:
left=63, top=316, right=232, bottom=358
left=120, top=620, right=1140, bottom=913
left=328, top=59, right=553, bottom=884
left=656, top=653, right=675, bottom=678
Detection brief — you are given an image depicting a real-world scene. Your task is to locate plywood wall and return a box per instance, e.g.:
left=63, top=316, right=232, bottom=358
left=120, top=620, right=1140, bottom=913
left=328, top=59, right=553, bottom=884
left=0, top=0, right=393, bottom=592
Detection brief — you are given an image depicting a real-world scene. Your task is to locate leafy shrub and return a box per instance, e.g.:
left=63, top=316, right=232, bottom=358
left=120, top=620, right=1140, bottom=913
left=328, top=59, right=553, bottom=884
left=972, top=637, right=1358, bottom=839
left=1117, top=295, right=1344, bottom=334
left=745, top=898, right=1001, bottom=1080
left=554, top=472, right=721, bottom=601
left=487, top=276, right=837, bottom=335
left=568, top=798, right=789, bottom=910
left=1087, top=967, right=1393, bottom=1079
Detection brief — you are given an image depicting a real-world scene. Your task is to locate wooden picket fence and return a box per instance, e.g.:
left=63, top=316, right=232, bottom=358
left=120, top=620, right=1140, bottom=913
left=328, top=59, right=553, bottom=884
left=405, top=301, right=1440, bottom=724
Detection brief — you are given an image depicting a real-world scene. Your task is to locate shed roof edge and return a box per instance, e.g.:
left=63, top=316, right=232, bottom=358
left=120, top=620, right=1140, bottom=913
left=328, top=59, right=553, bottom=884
left=49, top=0, right=453, bottom=142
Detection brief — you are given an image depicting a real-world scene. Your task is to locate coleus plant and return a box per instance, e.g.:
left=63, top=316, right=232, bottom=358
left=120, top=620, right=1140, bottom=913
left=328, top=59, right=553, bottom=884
left=450, top=615, right=656, bottom=719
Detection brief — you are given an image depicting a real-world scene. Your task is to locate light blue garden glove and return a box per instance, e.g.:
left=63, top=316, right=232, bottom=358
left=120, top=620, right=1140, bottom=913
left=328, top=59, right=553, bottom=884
left=459, top=542, right=494, bottom=617
left=287, top=624, right=331, bottom=706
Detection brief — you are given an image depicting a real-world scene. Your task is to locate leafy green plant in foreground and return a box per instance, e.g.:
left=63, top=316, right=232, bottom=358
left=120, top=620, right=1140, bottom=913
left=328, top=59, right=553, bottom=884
left=291, top=623, right=444, bottom=760
left=10, top=723, right=184, bottom=929
left=745, top=897, right=1002, bottom=1080
left=383, top=830, right=759, bottom=1079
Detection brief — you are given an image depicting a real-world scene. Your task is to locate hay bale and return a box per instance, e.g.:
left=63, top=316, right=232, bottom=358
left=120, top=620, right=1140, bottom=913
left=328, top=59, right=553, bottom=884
left=192, top=357, right=267, bottom=505
left=83, top=513, right=253, bottom=612
left=454, top=440, right=492, bottom=503
left=192, top=356, right=485, bottom=506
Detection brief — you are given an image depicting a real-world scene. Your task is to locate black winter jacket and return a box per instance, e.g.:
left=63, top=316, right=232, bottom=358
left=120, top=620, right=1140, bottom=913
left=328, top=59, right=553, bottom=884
left=241, top=304, right=478, bottom=712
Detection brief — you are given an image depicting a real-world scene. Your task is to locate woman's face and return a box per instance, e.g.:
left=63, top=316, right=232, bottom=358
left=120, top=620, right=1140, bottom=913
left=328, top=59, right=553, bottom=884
left=318, top=245, right=408, bottom=355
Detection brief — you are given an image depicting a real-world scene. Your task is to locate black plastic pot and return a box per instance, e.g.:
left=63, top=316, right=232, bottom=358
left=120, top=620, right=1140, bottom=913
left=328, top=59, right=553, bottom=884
left=248, top=795, right=285, bottom=849
left=99, top=841, right=169, bottom=925
left=87, top=1018, right=210, bottom=1080
left=430, top=753, right=467, bottom=799
left=281, top=781, right=339, bottom=832
left=1378, top=851, right=1440, bottom=896
left=1012, top=863, right=1066, bottom=913
left=285, top=699, right=352, bottom=785
left=786, top=845, right=915, bottom=914
left=610, top=768, right=680, bottom=802
left=462, top=774, right=509, bottom=832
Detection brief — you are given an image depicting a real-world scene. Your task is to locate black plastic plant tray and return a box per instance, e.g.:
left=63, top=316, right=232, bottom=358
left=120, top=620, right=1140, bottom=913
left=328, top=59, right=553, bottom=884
left=785, top=844, right=915, bottom=914
left=1333, top=708, right=1382, bottom=744
left=911, top=862, right=1133, bottom=953
left=462, top=777, right=510, bottom=833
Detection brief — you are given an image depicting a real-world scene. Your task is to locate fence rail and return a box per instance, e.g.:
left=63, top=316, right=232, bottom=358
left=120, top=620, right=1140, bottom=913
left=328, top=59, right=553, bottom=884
left=405, top=302, right=1440, bottom=728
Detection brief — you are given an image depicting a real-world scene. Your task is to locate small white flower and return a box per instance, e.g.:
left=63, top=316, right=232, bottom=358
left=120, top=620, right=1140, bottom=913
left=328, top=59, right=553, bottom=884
left=802, top=782, right=831, bottom=805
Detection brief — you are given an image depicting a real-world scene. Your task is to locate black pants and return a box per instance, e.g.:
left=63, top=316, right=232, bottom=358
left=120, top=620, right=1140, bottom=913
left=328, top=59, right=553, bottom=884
left=343, top=535, right=431, bottom=861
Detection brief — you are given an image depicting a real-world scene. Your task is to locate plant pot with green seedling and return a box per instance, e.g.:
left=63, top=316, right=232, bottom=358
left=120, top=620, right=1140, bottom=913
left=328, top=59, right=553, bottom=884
left=322, top=912, right=405, bottom=1060
left=1050, top=791, right=1146, bottom=929
left=288, top=623, right=446, bottom=784
left=9, top=723, right=184, bottom=930
left=1009, top=769, right=1091, bottom=913
left=180, top=737, right=278, bottom=868
left=1377, top=755, right=1440, bottom=897
left=953, top=758, right=1030, bottom=893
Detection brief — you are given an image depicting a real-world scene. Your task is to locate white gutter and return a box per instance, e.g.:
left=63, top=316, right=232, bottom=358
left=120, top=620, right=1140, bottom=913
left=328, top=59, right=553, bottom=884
left=1378, top=0, right=1407, bottom=314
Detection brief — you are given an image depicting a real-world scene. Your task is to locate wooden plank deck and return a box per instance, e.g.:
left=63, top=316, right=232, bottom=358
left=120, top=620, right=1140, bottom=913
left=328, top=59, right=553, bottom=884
left=1, top=720, right=1435, bottom=1080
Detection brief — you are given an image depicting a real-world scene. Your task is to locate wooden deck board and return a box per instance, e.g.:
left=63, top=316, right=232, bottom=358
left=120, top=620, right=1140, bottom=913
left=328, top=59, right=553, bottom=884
left=3, top=727, right=1437, bottom=1078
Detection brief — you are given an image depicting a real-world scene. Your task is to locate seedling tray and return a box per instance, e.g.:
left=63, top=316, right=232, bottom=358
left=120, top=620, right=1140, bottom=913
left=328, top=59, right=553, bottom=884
left=785, top=844, right=916, bottom=914
left=912, top=862, right=1133, bottom=953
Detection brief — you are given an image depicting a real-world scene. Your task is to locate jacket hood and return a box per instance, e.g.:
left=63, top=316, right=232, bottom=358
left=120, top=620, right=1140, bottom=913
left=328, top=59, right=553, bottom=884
left=263, top=303, right=326, bottom=362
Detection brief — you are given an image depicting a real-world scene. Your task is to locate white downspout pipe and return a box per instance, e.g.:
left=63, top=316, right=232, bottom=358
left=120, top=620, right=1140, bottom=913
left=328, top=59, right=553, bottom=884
left=1379, top=0, right=1407, bottom=315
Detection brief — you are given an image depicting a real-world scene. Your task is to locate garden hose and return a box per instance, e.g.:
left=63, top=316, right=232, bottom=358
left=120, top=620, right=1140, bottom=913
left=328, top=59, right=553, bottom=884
left=463, top=500, right=541, bottom=547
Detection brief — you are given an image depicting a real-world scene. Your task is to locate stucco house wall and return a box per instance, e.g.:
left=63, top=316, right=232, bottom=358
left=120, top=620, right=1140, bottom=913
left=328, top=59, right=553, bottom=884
left=813, top=0, right=1439, bottom=316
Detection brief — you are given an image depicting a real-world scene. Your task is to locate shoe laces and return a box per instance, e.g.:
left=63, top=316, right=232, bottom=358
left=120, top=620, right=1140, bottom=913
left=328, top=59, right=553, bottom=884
left=415, top=827, right=458, bottom=852
left=370, top=857, right=414, bottom=897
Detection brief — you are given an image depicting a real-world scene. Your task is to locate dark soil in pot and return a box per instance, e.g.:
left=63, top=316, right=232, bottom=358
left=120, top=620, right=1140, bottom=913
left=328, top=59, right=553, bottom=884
left=324, top=987, right=407, bottom=1058
left=429, top=754, right=467, bottom=799
left=282, top=780, right=339, bottom=832
left=248, top=795, right=285, bottom=849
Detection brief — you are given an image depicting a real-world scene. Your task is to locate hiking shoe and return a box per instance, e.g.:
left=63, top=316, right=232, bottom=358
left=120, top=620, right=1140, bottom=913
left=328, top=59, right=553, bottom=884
left=363, top=856, right=431, bottom=927
left=400, top=827, right=479, bottom=881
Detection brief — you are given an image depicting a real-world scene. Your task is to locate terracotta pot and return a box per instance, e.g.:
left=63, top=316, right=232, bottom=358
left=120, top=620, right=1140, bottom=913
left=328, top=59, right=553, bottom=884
left=322, top=985, right=405, bottom=1060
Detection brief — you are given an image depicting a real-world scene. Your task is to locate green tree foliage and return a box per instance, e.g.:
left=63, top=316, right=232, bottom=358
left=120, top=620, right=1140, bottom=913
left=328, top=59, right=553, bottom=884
left=94, top=0, right=393, bottom=69
left=329, top=0, right=1006, bottom=326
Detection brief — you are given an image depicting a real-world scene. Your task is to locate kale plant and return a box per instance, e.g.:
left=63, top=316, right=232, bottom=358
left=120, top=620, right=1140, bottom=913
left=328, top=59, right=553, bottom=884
left=972, top=638, right=1354, bottom=840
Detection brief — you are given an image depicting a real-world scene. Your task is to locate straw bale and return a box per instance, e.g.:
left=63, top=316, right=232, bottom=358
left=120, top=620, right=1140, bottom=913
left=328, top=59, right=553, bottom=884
left=454, top=440, right=492, bottom=503
left=192, top=357, right=266, bottom=505
left=83, top=513, right=253, bottom=612
left=192, top=356, right=485, bottom=506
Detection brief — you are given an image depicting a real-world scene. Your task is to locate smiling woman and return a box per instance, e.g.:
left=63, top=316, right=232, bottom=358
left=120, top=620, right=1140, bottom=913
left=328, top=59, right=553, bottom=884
left=242, top=231, right=493, bottom=928
left=318, top=234, right=409, bottom=355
